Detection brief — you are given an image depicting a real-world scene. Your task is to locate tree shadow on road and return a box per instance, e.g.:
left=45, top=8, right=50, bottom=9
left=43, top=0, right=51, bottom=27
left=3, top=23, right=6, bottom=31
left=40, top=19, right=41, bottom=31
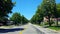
left=0, top=28, right=24, bottom=33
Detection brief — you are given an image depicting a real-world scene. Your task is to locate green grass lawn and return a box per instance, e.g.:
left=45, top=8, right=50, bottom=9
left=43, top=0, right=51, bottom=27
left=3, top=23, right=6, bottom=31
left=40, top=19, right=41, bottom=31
left=34, top=23, right=60, bottom=31
left=48, top=26, right=60, bottom=31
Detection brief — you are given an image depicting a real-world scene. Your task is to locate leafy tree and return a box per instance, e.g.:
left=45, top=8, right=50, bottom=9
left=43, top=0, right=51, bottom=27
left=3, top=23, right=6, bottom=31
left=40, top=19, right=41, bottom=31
left=30, top=15, right=36, bottom=24
left=10, top=13, right=29, bottom=25
left=0, top=0, right=14, bottom=17
left=0, top=0, right=14, bottom=25
left=30, top=6, right=43, bottom=24
left=57, top=3, right=60, bottom=17
left=41, top=0, right=56, bottom=26
left=55, top=3, right=60, bottom=26
left=35, top=8, right=43, bottom=24
left=21, top=15, right=29, bottom=24
left=10, top=13, right=21, bottom=25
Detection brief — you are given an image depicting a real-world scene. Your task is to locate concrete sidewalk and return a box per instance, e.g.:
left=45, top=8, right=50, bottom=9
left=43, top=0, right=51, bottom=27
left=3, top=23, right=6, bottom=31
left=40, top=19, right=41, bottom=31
left=32, top=24, right=60, bottom=34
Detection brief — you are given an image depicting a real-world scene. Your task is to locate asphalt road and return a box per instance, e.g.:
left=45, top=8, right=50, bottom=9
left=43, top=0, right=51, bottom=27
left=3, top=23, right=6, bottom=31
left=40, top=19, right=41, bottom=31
left=0, top=24, right=44, bottom=34
left=22, top=24, right=43, bottom=34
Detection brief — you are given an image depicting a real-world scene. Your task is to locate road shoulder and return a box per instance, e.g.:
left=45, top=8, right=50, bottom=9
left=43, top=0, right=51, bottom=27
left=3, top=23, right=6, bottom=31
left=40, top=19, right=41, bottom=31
left=32, top=24, right=60, bottom=34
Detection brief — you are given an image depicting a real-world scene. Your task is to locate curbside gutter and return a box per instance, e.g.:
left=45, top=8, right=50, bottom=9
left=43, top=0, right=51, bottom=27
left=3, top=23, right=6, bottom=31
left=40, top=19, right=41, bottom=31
left=31, top=24, right=60, bottom=34
left=31, top=24, right=47, bottom=34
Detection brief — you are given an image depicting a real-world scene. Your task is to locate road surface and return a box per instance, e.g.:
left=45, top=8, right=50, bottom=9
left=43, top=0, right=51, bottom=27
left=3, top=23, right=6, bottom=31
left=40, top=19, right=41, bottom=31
left=0, top=24, right=44, bottom=34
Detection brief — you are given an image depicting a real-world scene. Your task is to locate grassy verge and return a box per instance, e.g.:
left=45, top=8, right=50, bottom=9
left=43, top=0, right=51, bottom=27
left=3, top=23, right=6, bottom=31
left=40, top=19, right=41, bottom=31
left=48, top=26, right=60, bottom=31
left=39, top=24, right=60, bottom=31
left=33, top=23, right=60, bottom=31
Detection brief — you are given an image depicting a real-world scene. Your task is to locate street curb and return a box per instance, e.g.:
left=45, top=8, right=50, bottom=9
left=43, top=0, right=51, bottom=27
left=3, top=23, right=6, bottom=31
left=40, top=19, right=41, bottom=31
left=38, top=25, right=60, bottom=32
left=31, top=24, right=60, bottom=34
left=31, top=24, right=47, bottom=34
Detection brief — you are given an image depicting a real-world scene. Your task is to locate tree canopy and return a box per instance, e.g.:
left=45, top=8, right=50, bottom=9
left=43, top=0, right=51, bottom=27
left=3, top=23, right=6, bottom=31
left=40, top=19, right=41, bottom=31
left=10, top=12, right=29, bottom=25
left=0, top=0, right=14, bottom=25
left=0, top=0, right=14, bottom=17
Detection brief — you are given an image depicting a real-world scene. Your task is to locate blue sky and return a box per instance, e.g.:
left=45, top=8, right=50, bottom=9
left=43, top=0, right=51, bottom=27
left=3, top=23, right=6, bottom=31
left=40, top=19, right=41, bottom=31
left=9, top=0, right=60, bottom=20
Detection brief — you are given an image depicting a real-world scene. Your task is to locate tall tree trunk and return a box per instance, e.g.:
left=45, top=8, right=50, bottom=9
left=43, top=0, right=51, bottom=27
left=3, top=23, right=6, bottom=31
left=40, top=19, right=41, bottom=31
left=56, top=18, right=58, bottom=26
left=48, top=16, right=51, bottom=26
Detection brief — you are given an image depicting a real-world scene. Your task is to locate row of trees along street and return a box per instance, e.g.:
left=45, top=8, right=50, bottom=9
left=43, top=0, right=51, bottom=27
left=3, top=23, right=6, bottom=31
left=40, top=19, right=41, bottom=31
left=0, top=0, right=29, bottom=26
left=0, top=0, right=14, bottom=25
left=10, top=12, right=29, bottom=25
left=30, top=0, right=60, bottom=26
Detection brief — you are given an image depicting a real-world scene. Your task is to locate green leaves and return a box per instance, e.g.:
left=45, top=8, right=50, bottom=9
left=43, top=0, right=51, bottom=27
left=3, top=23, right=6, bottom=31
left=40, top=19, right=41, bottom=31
left=10, top=13, right=21, bottom=24
left=56, top=4, right=60, bottom=17
left=31, top=0, right=59, bottom=26
left=10, top=12, right=29, bottom=25
left=0, top=0, right=14, bottom=25
left=30, top=5, right=43, bottom=24
left=0, top=0, right=14, bottom=17
left=5, top=0, right=7, bottom=2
